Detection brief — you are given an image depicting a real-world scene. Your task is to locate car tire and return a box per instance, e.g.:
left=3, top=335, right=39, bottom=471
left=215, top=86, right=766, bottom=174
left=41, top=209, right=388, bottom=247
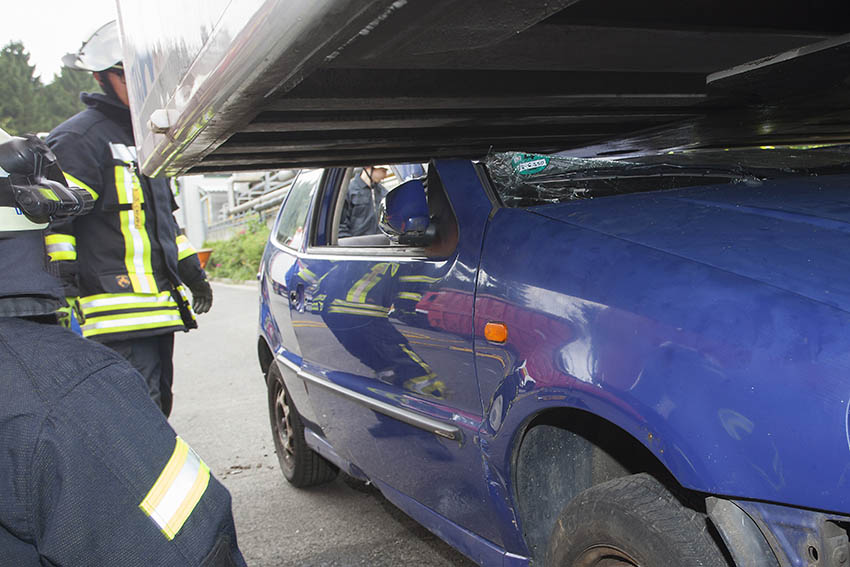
left=545, top=473, right=729, bottom=567
left=267, top=363, right=338, bottom=487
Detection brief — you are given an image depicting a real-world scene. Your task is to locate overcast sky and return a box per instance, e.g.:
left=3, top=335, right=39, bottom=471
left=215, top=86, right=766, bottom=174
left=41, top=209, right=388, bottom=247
left=2, top=1, right=118, bottom=81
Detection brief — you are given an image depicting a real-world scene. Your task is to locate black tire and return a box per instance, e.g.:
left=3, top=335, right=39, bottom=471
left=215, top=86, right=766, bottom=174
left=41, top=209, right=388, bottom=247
left=267, top=363, right=338, bottom=487
left=545, top=473, right=729, bottom=567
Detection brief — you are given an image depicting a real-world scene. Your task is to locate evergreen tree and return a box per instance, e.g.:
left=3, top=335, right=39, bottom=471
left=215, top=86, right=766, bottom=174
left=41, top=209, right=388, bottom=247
left=42, top=67, right=99, bottom=130
left=0, top=41, right=100, bottom=136
left=0, top=42, right=42, bottom=135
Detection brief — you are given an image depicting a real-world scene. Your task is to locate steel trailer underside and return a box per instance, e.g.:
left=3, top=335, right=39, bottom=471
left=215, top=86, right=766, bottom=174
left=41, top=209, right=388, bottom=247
left=127, top=0, right=850, bottom=175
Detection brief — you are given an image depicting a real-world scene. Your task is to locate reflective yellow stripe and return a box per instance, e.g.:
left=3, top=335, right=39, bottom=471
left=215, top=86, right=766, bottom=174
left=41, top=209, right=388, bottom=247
left=45, top=234, right=76, bottom=246
left=81, top=309, right=183, bottom=337
left=39, top=188, right=59, bottom=201
left=64, top=173, right=98, bottom=200
left=297, top=267, right=318, bottom=282
left=176, top=234, right=196, bottom=261
left=397, top=292, right=422, bottom=301
left=399, top=275, right=440, bottom=283
left=115, top=166, right=156, bottom=293
left=47, top=250, right=76, bottom=261
left=176, top=285, right=196, bottom=322
left=330, top=299, right=388, bottom=312
left=140, top=437, right=210, bottom=540
left=141, top=438, right=189, bottom=515
left=327, top=305, right=389, bottom=317
left=80, top=291, right=177, bottom=315
left=45, top=233, right=77, bottom=261
left=346, top=263, right=393, bottom=303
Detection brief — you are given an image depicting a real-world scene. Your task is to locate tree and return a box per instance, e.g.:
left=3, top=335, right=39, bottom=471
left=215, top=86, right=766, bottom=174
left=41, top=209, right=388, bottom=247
left=0, top=41, right=99, bottom=136
left=42, top=67, right=99, bottom=131
left=0, top=42, right=42, bottom=134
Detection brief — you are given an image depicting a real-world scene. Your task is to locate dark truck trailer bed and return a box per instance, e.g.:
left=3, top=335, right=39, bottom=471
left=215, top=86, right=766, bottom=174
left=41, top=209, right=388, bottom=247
left=117, top=0, right=850, bottom=175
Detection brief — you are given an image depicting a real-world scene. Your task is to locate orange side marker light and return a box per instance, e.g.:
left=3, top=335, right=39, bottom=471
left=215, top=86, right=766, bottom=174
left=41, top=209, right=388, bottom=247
left=485, top=322, right=508, bottom=344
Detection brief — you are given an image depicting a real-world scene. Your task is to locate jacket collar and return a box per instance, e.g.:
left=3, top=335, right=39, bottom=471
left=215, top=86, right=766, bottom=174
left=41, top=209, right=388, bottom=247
left=81, top=92, right=132, bottom=125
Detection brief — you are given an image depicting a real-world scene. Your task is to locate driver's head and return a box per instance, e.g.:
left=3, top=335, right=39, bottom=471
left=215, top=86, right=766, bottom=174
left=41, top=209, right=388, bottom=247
left=363, top=166, right=389, bottom=186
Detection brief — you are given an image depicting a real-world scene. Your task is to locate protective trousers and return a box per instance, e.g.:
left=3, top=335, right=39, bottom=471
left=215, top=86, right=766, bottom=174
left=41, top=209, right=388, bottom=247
left=107, top=333, right=176, bottom=416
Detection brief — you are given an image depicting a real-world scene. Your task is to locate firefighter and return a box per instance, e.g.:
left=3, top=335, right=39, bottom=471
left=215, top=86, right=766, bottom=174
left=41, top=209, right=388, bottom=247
left=0, top=131, right=245, bottom=566
left=46, top=21, right=213, bottom=416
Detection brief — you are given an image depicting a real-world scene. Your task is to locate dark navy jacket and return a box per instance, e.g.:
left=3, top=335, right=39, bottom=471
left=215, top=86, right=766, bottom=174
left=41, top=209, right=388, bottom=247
left=46, top=93, right=204, bottom=342
left=0, top=233, right=63, bottom=318
left=339, top=176, right=388, bottom=237
left=0, top=317, right=246, bottom=566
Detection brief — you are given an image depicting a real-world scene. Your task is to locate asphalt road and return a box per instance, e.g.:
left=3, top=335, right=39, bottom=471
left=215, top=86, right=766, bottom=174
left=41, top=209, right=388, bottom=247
left=170, top=282, right=476, bottom=567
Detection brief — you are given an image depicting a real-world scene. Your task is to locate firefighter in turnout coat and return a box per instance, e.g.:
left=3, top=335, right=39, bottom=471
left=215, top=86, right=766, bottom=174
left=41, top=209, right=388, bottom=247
left=46, top=21, right=213, bottom=416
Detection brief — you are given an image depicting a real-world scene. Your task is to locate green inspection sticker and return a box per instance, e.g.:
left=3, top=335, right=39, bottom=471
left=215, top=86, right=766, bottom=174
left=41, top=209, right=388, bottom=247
left=511, top=153, right=550, bottom=175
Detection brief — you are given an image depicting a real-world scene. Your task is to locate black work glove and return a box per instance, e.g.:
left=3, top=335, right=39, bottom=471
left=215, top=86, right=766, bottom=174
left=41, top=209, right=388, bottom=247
left=188, top=278, right=213, bottom=314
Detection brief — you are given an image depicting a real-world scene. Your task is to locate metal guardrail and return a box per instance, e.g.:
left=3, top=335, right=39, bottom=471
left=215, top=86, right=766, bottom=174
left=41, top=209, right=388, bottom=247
left=205, top=169, right=297, bottom=240
left=225, top=170, right=297, bottom=216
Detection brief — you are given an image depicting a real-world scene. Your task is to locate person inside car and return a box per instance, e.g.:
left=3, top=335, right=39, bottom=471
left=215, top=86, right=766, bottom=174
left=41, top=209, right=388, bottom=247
left=338, top=165, right=389, bottom=237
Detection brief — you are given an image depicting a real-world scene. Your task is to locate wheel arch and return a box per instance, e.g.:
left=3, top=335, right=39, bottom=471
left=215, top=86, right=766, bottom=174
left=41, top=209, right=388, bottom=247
left=512, top=406, right=711, bottom=562
left=257, top=336, right=274, bottom=380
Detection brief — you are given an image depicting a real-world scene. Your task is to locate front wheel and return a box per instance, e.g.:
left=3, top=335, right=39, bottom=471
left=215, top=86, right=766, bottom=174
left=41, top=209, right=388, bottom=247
left=267, top=363, right=338, bottom=487
left=545, top=473, right=729, bottom=567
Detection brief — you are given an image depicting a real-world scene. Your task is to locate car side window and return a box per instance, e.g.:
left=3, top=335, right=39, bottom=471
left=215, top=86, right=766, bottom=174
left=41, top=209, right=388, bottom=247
left=275, top=169, right=324, bottom=250
left=332, top=163, right=427, bottom=247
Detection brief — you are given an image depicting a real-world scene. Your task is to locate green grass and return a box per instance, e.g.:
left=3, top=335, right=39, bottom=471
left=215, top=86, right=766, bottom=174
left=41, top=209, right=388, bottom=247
left=203, top=220, right=269, bottom=281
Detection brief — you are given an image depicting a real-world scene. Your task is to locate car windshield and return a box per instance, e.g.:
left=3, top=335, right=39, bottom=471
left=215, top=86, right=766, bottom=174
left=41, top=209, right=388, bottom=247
left=485, top=145, right=850, bottom=207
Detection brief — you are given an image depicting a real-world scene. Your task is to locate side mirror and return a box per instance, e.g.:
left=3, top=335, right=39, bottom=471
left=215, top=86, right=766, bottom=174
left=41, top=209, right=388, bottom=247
left=379, top=178, right=435, bottom=246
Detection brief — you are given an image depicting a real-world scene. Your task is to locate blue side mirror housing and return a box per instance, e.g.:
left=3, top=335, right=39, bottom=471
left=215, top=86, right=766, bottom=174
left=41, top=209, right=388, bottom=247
left=379, top=178, right=435, bottom=245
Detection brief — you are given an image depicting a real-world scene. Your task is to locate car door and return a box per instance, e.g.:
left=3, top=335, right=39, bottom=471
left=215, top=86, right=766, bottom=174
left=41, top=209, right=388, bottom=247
left=263, top=168, right=325, bottom=422
left=287, top=160, right=507, bottom=547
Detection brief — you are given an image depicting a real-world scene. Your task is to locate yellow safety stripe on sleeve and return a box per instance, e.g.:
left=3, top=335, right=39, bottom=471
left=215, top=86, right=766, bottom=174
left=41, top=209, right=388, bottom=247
left=176, top=234, right=196, bottom=261
left=140, top=437, right=211, bottom=541
left=176, top=286, right=197, bottom=322
left=81, top=309, right=183, bottom=337
left=79, top=290, right=177, bottom=315
left=63, top=173, right=99, bottom=200
left=44, top=234, right=77, bottom=261
left=115, top=166, right=157, bottom=293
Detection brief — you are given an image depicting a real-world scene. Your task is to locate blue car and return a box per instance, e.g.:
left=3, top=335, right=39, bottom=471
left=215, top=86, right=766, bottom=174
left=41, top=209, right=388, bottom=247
left=257, top=152, right=850, bottom=567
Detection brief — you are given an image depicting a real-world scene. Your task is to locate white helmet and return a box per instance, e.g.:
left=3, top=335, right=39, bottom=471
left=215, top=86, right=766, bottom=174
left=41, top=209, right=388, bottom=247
left=62, top=20, right=122, bottom=72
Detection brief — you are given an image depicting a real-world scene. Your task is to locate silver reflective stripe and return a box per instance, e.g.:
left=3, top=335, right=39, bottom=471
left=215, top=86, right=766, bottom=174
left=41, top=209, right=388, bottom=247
left=119, top=165, right=152, bottom=293
left=81, top=293, right=173, bottom=310
left=84, top=313, right=180, bottom=330
left=140, top=437, right=210, bottom=540
left=151, top=451, right=201, bottom=529
left=45, top=242, right=75, bottom=254
left=109, top=142, right=137, bottom=162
